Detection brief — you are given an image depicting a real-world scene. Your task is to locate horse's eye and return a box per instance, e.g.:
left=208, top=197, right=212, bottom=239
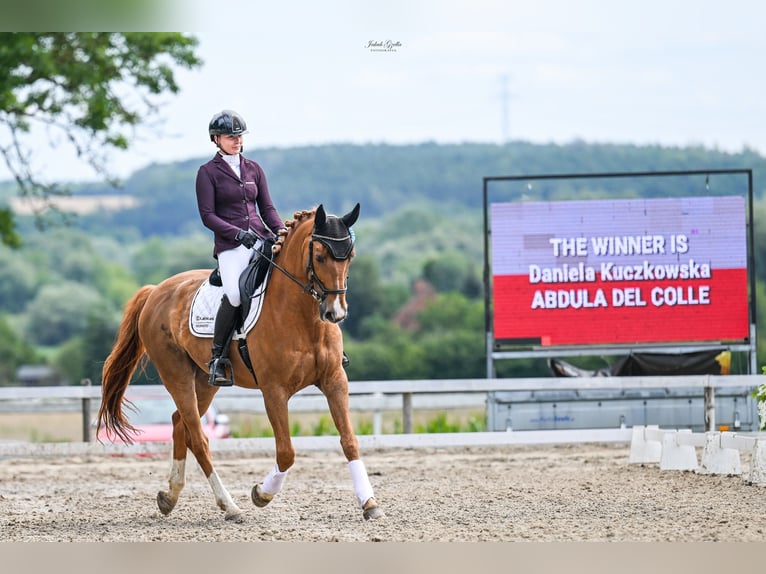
left=315, top=253, right=326, bottom=263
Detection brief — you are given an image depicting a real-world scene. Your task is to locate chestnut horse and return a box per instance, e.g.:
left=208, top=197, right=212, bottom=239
left=97, top=204, right=384, bottom=522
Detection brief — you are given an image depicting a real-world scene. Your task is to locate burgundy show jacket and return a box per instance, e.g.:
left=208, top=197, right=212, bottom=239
left=196, top=153, right=284, bottom=257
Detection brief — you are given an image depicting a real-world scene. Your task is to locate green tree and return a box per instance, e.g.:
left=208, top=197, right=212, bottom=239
left=163, top=232, right=216, bottom=277
left=93, top=262, right=140, bottom=309
left=422, top=250, right=482, bottom=297
left=419, top=330, right=485, bottom=379
left=0, top=314, right=40, bottom=384
left=53, top=337, right=86, bottom=386
left=412, top=294, right=486, bottom=378
left=26, top=281, right=111, bottom=346
left=21, top=227, right=104, bottom=283
left=755, top=279, right=766, bottom=367
left=131, top=233, right=213, bottom=285
left=344, top=334, right=429, bottom=381
left=55, top=311, right=119, bottom=384
left=131, top=236, right=169, bottom=284
left=0, top=247, right=38, bottom=311
left=415, top=293, right=484, bottom=334
left=0, top=32, right=201, bottom=244
left=344, top=255, right=405, bottom=339
left=753, top=201, right=766, bottom=284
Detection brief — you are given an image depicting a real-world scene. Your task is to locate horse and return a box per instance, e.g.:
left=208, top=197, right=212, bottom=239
left=97, top=203, right=384, bottom=522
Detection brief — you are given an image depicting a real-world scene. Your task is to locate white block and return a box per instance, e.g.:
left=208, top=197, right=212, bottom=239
left=644, top=426, right=667, bottom=443
left=674, top=431, right=708, bottom=448
left=720, top=432, right=756, bottom=451
left=659, top=430, right=698, bottom=471
left=697, top=432, right=741, bottom=476
left=628, top=425, right=662, bottom=464
left=748, top=439, right=766, bottom=485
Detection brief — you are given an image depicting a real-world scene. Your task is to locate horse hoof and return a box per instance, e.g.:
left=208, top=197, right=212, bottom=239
left=251, top=483, right=273, bottom=508
left=362, top=499, right=385, bottom=521
left=225, top=510, right=244, bottom=523
left=157, top=491, right=176, bottom=516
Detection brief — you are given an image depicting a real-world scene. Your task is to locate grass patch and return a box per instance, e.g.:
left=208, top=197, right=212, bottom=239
left=231, top=410, right=486, bottom=438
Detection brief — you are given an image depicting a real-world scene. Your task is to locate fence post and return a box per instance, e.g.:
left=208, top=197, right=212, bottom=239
left=372, top=392, right=383, bottom=435
left=81, top=378, right=92, bottom=442
left=402, top=392, right=413, bottom=434
left=704, top=385, right=715, bottom=432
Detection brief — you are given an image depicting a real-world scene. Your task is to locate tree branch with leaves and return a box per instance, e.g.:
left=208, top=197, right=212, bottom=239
left=0, top=32, right=202, bottom=245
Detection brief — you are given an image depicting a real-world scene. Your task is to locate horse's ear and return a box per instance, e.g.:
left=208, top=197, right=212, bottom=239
left=315, top=204, right=326, bottom=226
left=341, top=203, right=360, bottom=228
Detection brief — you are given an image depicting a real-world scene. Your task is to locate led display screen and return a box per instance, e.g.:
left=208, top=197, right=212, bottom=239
left=490, top=196, right=749, bottom=346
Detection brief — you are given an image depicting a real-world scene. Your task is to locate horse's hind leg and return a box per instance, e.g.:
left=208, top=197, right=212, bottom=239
left=323, top=380, right=385, bottom=520
left=156, top=408, right=189, bottom=516
left=191, top=372, right=243, bottom=521
left=156, top=361, right=243, bottom=522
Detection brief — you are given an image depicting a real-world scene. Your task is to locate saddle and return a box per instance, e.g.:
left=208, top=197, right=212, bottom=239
left=190, top=240, right=275, bottom=386
left=190, top=239, right=274, bottom=338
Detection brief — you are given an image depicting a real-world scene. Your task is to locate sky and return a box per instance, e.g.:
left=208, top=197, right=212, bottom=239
left=4, top=0, right=766, bottom=182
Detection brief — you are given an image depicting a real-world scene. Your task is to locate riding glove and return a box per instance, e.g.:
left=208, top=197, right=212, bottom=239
left=236, top=229, right=258, bottom=249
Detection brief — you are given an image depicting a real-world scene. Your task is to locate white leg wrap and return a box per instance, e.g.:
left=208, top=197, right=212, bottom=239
left=349, top=459, right=375, bottom=508
left=207, top=469, right=241, bottom=515
left=261, top=463, right=289, bottom=496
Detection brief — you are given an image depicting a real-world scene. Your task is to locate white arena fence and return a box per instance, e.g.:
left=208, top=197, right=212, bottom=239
left=0, top=375, right=763, bottom=461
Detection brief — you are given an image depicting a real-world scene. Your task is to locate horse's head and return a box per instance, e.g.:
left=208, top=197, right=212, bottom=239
left=275, top=203, right=360, bottom=323
left=309, top=203, right=359, bottom=322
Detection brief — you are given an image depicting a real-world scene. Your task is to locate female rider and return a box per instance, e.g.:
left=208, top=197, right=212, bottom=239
left=195, top=110, right=285, bottom=386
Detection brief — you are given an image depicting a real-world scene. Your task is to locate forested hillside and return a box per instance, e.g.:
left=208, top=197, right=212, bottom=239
left=1, top=141, right=765, bottom=385
left=67, top=140, right=766, bottom=237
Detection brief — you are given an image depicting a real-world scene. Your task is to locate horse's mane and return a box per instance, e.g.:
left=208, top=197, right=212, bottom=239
left=272, top=207, right=316, bottom=256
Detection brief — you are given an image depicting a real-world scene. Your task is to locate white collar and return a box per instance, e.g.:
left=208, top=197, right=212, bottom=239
left=219, top=152, right=241, bottom=166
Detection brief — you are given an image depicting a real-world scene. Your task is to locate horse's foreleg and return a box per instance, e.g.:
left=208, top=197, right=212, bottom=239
left=349, top=459, right=384, bottom=520
left=252, top=391, right=294, bottom=508
left=324, top=381, right=385, bottom=520
left=251, top=462, right=290, bottom=507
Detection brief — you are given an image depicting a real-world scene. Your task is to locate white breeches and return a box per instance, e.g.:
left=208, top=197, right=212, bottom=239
left=217, top=240, right=261, bottom=307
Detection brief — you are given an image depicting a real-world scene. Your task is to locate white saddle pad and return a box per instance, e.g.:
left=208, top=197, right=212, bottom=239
left=189, top=278, right=268, bottom=338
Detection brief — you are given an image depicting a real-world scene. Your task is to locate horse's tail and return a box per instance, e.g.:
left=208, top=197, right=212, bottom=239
left=97, top=284, right=155, bottom=444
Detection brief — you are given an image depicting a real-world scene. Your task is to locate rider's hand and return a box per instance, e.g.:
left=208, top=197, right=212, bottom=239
left=235, top=229, right=258, bottom=249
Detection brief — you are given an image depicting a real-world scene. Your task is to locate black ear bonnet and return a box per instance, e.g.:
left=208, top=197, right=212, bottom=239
left=312, top=203, right=360, bottom=260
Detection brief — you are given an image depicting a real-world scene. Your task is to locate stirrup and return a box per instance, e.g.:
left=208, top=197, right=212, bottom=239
left=208, top=357, right=234, bottom=387
left=342, top=352, right=350, bottom=368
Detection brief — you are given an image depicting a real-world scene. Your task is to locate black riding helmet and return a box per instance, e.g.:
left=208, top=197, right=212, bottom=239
left=209, top=110, right=249, bottom=142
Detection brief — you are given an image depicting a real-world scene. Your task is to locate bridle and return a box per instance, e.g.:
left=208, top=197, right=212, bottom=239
left=258, top=228, right=353, bottom=303
left=304, top=235, right=350, bottom=301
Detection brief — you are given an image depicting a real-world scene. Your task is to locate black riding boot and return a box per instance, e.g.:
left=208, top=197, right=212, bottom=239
left=342, top=351, right=350, bottom=368
left=208, top=295, right=240, bottom=387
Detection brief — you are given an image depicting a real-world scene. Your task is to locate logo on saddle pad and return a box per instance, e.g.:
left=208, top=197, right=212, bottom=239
left=189, top=276, right=268, bottom=338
